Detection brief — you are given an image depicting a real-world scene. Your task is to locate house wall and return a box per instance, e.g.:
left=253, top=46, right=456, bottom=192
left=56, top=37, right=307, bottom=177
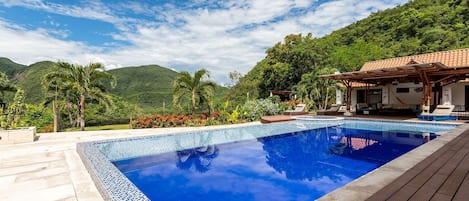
left=387, top=83, right=422, bottom=105
left=348, top=82, right=469, bottom=108
left=351, top=83, right=422, bottom=105
left=450, top=83, right=469, bottom=106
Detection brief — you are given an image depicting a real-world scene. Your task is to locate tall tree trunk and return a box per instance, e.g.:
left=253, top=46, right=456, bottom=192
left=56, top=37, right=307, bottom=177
left=191, top=91, right=196, bottom=115
left=52, top=100, right=58, bottom=132
left=66, top=102, right=74, bottom=127
left=79, top=95, right=86, bottom=131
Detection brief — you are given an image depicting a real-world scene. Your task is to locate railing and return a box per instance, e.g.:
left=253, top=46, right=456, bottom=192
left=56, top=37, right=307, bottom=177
left=451, top=105, right=469, bottom=119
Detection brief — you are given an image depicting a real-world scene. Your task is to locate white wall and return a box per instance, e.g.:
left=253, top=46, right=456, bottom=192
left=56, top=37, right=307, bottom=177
left=350, top=82, right=469, bottom=108
left=351, top=83, right=422, bottom=106
left=387, top=83, right=422, bottom=105
left=450, top=83, right=468, bottom=106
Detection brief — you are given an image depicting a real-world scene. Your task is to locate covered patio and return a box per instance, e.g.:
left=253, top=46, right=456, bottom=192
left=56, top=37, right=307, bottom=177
left=320, top=48, right=469, bottom=116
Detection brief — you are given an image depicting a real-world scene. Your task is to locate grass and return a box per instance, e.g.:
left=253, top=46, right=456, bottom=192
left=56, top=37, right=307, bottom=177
left=65, top=124, right=132, bottom=132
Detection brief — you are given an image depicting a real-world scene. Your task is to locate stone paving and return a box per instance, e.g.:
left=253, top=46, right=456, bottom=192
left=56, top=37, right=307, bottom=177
left=0, top=123, right=259, bottom=201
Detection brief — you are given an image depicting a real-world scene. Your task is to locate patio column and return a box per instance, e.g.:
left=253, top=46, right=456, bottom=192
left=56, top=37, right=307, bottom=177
left=382, top=86, right=389, bottom=104
left=442, top=86, right=452, bottom=105
left=342, top=80, right=353, bottom=116
left=336, top=89, right=342, bottom=105
left=365, top=83, right=369, bottom=104
left=435, top=75, right=455, bottom=106
left=419, top=70, right=431, bottom=114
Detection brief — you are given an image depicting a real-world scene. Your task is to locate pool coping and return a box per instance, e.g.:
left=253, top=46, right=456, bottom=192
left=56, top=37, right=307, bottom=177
left=317, top=118, right=468, bottom=201
left=77, top=118, right=464, bottom=201
left=77, top=122, right=267, bottom=201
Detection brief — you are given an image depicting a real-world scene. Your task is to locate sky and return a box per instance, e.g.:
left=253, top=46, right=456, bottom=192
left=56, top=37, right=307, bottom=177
left=0, top=0, right=408, bottom=84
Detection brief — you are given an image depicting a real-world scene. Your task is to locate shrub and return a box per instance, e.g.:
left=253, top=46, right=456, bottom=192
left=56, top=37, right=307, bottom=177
left=131, top=112, right=222, bottom=129
left=239, top=98, right=286, bottom=121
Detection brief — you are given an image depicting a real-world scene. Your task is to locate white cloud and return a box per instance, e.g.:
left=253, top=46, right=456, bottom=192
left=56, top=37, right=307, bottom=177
left=0, top=0, right=408, bottom=83
left=0, top=0, right=126, bottom=25
left=299, top=0, right=407, bottom=35
left=0, top=20, right=98, bottom=64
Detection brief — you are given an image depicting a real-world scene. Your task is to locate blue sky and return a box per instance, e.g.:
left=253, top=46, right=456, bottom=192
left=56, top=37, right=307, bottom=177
left=0, top=0, right=407, bottom=83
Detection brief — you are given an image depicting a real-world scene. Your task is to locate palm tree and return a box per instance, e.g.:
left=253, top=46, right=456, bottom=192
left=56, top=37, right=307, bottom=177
left=41, top=78, right=62, bottom=132
left=43, top=62, right=116, bottom=131
left=293, top=68, right=339, bottom=110
left=173, top=69, right=216, bottom=115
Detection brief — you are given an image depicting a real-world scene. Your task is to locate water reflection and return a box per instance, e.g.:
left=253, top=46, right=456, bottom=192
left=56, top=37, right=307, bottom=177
left=260, top=126, right=430, bottom=181
left=176, top=145, right=219, bottom=173
left=259, top=127, right=346, bottom=182
left=115, top=126, right=435, bottom=201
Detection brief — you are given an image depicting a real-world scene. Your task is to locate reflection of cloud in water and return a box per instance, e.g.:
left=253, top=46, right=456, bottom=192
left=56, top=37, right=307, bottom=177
left=117, top=126, right=422, bottom=200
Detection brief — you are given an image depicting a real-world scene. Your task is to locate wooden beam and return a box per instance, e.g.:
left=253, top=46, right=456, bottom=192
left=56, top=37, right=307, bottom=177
left=434, top=75, right=455, bottom=83
left=429, top=68, right=469, bottom=76
left=419, top=70, right=431, bottom=112
left=343, top=80, right=352, bottom=112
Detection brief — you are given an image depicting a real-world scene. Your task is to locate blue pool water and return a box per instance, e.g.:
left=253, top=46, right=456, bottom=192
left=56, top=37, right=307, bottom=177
left=111, top=124, right=440, bottom=201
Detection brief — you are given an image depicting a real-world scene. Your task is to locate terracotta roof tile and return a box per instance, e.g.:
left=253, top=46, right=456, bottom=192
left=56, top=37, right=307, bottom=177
left=360, top=48, right=469, bottom=71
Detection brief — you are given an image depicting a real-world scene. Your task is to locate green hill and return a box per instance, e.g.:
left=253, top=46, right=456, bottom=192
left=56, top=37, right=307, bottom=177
left=0, top=60, right=228, bottom=111
left=17, top=61, right=56, bottom=103
left=0, top=57, right=27, bottom=77
left=107, top=65, right=177, bottom=109
left=234, top=0, right=469, bottom=99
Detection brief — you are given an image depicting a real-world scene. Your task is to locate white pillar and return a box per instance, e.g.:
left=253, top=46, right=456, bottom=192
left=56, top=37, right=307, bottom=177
left=442, top=86, right=452, bottom=105
left=382, top=85, right=389, bottom=104
left=336, top=89, right=342, bottom=105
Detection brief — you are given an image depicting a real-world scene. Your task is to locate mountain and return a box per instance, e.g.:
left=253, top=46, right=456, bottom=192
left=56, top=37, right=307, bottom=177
left=0, top=59, right=228, bottom=111
left=234, top=0, right=469, bottom=99
left=0, top=57, right=28, bottom=77
left=107, top=65, right=177, bottom=109
left=16, top=61, right=56, bottom=103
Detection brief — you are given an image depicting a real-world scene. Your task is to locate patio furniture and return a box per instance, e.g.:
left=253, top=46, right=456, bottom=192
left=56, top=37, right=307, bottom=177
left=418, top=104, right=457, bottom=121
left=317, top=104, right=340, bottom=115
left=377, top=104, right=415, bottom=116
left=356, top=103, right=371, bottom=114
left=337, top=105, right=356, bottom=113
left=283, top=104, right=308, bottom=115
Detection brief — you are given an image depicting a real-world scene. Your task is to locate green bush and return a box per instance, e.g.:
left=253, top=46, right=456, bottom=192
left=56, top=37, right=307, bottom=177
left=239, top=98, right=285, bottom=121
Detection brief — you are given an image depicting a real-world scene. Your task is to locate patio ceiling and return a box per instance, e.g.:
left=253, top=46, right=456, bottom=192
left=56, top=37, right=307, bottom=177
left=320, top=62, right=469, bottom=85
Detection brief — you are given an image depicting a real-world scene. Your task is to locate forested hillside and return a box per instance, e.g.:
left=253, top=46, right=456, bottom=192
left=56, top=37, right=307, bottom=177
left=0, top=57, right=27, bottom=77
left=0, top=59, right=227, bottom=111
left=232, top=0, right=469, bottom=101
left=107, top=65, right=177, bottom=109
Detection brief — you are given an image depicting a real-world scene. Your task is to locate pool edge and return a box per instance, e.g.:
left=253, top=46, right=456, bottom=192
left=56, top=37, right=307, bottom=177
left=77, top=141, right=150, bottom=201
left=317, top=122, right=469, bottom=201
left=75, top=119, right=461, bottom=201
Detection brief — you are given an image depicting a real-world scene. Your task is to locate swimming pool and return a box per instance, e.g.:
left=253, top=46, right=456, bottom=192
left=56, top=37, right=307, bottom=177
left=77, top=119, right=458, bottom=201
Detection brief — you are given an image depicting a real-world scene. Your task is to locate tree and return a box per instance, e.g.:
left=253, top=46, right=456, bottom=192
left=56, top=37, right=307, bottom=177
left=228, top=70, right=242, bottom=88
left=43, top=62, right=116, bottom=131
left=293, top=67, right=339, bottom=110
left=173, top=69, right=216, bottom=115
left=1, top=88, right=26, bottom=129
left=0, top=72, right=17, bottom=104
left=41, top=77, right=61, bottom=132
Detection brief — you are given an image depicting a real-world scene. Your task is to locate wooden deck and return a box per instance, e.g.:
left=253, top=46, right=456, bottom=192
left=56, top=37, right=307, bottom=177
left=260, top=115, right=295, bottom=123
left=366, top=128, right=469, bottom=201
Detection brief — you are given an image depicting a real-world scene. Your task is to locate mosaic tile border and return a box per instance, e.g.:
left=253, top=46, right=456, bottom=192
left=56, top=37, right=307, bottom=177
left=77, top=118, right=461, bottom=201
left=77, top=141, right=149, bottom=201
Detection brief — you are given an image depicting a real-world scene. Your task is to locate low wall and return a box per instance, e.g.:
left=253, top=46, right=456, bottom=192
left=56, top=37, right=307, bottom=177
left=0, top=127, right=36, bottom=144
